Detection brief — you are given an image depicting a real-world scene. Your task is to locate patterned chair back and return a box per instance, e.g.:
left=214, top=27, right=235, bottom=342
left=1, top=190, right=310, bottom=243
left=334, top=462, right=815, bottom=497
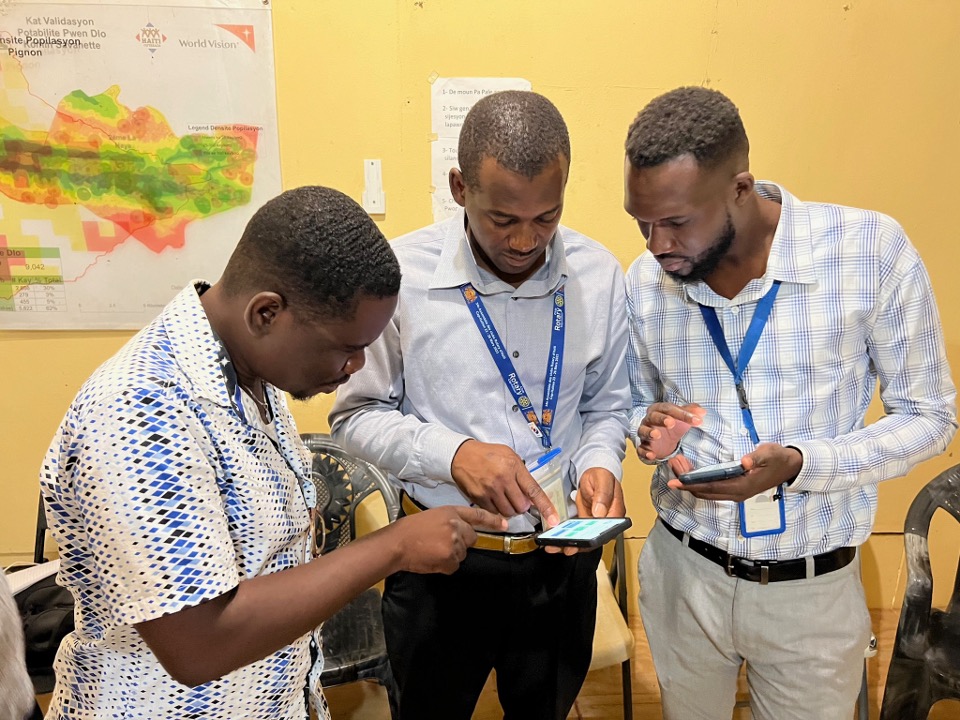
left=300, top=433, right=399, bottom=555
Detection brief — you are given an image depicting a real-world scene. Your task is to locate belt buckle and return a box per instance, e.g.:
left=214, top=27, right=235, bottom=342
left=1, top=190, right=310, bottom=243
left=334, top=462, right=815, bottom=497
left=502, top=533, right=535, bottom=554
left=725, top=553, right=735, bottom=577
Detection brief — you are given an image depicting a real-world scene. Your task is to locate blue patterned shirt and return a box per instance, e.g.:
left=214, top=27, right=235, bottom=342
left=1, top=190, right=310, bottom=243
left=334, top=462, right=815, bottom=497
left=40, top=283, right=322, bottom=719
left=626, top=182, right=956, bottom=560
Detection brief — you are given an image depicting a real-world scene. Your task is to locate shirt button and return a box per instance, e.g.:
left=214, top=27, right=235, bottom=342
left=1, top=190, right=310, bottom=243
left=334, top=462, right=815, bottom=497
left=512, top=405, right=519, bottom=412
left=730, top=307, right=740, bottom=315
left=512, top=350, right=520, bottom=358
left=740, top=428, right=750, bottom=436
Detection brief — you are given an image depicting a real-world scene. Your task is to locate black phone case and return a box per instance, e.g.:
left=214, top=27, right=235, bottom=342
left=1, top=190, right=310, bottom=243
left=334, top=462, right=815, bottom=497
left=678, top=464, right=745, bottom=485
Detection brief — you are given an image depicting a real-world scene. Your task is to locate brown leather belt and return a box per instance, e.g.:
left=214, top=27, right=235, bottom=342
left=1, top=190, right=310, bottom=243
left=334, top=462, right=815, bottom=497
left=400, top=492, right=540, bottom=555
left=660, top=518, right=856, bottom=585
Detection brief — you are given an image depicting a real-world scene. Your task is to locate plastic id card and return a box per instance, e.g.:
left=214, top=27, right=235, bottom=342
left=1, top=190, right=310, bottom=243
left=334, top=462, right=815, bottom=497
left=739, top=486, right=786, bottom=537
left=527, top=447, right=568, bottom=522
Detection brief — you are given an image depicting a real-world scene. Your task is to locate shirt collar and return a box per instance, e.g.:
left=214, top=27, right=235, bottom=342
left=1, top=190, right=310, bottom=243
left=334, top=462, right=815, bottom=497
left=429, top=209, right=568, bottom=297
left=160, top=281, right=282, bottom=416
left=162, top=281, right=235, bottom=408
left=161, top=281, right=309, bottom=482
left=755, top=180, right=817, bottom=287
left=683, top=180, right=816, bottom=307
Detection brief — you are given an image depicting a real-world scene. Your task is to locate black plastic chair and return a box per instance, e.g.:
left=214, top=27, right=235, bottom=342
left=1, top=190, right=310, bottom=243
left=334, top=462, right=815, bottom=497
left=301, top=433, right=400, bottom=719
left=880, top=462, right=960, bottom=719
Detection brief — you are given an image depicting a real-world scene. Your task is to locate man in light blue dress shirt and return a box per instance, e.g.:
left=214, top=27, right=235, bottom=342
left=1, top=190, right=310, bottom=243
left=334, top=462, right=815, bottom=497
left=330, top=91, right=631, bottom=720
left=623, top=87, right=957, bottom=719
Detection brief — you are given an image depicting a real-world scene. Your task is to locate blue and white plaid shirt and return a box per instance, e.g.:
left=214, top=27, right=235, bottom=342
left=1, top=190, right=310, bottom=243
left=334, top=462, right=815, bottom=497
left=626, top=182, right=956, bottom=561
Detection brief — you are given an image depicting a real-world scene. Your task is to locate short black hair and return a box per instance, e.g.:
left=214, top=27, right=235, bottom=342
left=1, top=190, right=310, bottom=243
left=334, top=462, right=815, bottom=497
left=458, top=90, right=570, bottom=187
left=221, top=186, right=400, bottom=321
left=625, top=86, right=749, bottom=170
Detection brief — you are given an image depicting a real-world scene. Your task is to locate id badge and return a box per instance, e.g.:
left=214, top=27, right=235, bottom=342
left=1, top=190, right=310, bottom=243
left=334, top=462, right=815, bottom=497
left=739, top=485, right=786, bottom=538
left=528, top=448, right=569, bottom=523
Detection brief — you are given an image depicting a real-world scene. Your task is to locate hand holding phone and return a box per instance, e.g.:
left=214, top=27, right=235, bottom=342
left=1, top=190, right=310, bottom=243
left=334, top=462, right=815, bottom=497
left=534, top=517, right=632, bottom=549
left=677, top=460, right=745, bottom=485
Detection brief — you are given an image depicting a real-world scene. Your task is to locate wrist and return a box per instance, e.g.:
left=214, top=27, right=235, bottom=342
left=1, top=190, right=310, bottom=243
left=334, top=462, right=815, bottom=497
left=379, top=520, right=411, bottom=575
left=638, top=444, right=682, bottom=466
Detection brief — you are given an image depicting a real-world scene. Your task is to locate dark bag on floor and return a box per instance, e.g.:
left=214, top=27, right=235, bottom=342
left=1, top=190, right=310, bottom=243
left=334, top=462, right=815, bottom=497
left=11, top=563, right=74, bottom=694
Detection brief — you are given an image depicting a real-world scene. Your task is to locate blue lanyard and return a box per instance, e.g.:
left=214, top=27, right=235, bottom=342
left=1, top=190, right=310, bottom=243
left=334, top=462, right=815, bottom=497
left=460, top=282, right=565, bottom=449
left=698, top=280, right=781, bottom=444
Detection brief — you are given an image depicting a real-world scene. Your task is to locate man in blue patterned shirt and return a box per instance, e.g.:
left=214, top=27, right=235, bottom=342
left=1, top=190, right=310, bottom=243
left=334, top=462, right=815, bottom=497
left=623, top=87, right=956, bottom=719
left=40, top=186, right=504, bottom=719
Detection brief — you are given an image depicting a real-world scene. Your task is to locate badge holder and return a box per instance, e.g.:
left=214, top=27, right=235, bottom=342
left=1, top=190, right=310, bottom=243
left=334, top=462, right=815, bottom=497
left=527, top=447, right=568, bottom=523
left=739, top=486, right=786, bottom=538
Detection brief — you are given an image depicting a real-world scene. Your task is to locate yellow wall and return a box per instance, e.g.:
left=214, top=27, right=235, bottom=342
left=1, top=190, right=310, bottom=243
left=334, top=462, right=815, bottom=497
left=3, top=0, right=958, bottom=609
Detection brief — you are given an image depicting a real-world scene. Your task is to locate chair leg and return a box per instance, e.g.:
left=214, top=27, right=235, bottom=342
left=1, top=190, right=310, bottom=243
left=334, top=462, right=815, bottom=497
left=879, top=658, right=930, bottom=720
left=621, top=659, right=633, bottom=720
left=378, top=662, right=401, bottom=720
left=855, top=658, right=869, bottom=720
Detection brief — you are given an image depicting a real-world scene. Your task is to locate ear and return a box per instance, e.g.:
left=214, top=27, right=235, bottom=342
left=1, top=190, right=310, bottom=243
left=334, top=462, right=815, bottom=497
left=732, top=171, right=755, bottom=206
left=243, top=292, right=286, bottom=338
left=449, top=168, right=467, bottom=207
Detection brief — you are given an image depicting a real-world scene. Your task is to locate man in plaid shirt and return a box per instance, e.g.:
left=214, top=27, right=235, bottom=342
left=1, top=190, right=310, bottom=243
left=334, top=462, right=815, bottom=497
left=623, top=86, right=956, bottom=720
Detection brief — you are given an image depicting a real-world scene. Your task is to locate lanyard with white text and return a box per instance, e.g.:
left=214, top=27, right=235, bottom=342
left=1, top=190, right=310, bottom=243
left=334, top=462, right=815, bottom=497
left=460, top=282, right=565, bottom=449
left=699, top=280, right=785, bottom=537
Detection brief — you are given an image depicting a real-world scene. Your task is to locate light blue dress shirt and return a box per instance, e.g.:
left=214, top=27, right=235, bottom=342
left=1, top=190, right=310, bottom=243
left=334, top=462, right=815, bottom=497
left=330, top=211, right=631, bottom=533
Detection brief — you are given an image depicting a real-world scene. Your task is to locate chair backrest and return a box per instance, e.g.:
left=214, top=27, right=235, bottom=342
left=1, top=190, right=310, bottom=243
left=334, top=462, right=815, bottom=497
left=34, top=494, right=48, bottom=564
left=896, top=463, right=960, bottom=654
left=300, top=433, right=399, bottom=555
left=589, top=532, right=634, bottom=671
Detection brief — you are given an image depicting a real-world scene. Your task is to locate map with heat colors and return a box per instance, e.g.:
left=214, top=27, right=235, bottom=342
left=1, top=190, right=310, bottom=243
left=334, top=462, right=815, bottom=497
left=0, top=1, right=281, bottom=328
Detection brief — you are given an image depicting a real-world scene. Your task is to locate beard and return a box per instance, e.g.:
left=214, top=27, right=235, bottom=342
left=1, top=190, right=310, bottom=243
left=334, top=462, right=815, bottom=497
left=664, top=213, right=736, bottom=284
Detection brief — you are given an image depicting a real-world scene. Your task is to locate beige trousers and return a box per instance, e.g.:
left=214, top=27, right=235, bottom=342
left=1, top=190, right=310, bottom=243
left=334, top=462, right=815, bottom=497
left=638, top=520, right=871, bottom=720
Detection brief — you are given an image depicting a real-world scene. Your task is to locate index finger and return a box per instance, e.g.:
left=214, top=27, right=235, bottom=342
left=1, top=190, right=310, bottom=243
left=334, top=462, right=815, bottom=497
left=515, top=469, right=560, bottom=527
left=452, top=505, right=509, bottom=533
left=648, top=402, right=705, bottom=425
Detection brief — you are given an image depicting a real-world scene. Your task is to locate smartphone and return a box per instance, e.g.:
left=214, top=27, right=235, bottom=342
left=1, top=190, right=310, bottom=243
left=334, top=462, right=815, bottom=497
left=678, top=460, right=745, bottom=485
left=534, top=517, right=632, bottom=549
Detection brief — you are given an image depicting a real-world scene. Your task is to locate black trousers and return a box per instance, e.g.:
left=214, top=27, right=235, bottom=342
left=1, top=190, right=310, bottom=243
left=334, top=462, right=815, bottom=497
left=382, top=545, right=601, bottom=720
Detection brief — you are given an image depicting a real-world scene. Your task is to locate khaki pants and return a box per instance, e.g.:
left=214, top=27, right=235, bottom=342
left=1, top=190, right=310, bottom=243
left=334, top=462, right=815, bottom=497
left=638, top=520, right=871, bottom=720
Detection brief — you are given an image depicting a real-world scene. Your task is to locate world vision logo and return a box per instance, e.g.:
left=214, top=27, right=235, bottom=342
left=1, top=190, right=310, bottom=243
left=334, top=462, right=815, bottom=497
left=216, top=24, right=256, bottom=51
left=136, top=22, right=166, bottom=54
left=177, top=24, right=256, bottom=51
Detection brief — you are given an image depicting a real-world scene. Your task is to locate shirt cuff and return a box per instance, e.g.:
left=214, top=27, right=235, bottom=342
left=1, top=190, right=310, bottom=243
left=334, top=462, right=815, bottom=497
left=417, top=427, right=474, bottom=483
left=573, top=451, right=625, bottom=485
left=783, top=440, right=838, bottom=493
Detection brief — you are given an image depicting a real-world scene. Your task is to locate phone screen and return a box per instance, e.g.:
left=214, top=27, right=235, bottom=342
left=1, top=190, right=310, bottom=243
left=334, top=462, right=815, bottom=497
left=536, top=517, right=631, bottom=543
